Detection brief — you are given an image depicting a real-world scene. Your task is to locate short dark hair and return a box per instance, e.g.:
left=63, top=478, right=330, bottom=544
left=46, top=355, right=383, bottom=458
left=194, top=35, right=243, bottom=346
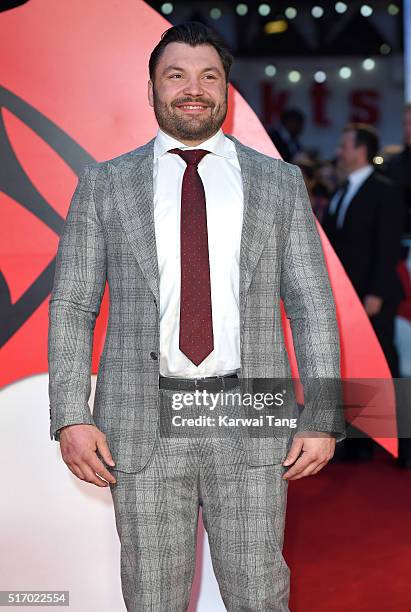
left=149, top=21, right=234, bottom=83
left=344, top=122, right=380, bottom=163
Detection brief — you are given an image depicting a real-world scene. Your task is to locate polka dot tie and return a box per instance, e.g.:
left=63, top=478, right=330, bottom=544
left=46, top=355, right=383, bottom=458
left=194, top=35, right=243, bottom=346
left=168, top=148, right=214, bottom=365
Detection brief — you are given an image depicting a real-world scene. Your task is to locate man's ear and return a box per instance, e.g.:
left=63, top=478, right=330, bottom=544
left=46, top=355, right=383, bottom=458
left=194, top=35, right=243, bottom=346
left=148, top=79, right=154, bottom=108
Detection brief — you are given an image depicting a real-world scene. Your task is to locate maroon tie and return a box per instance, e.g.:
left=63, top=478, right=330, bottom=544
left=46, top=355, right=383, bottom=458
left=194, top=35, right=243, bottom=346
left=168, top=148, right=214, bottom=366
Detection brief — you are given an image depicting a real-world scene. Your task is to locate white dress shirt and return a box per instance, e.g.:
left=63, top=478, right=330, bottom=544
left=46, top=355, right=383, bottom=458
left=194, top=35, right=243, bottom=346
left=153, top=127, right=244, bottom=378
left=329, top=164, right=374, bottom=229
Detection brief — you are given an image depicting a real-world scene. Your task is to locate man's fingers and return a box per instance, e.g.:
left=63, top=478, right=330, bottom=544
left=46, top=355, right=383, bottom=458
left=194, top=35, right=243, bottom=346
left=80, top=465, right=110, bottom=487
left=311, top=460, right=329, bottom=475
left=60, top=426, right=117, bottom=487
left=283, top=455, right=330, bottom=480
left=67, top=457, right=115, bottom=487
left=283, top=450, right=322, bottom=479
left=284, top=459, right=319, bottom=480
left=289, top=459, right=328, bottom=480
left=96, top=436, right=116, bottom=467
left=88, top=455, right=117, bottom=485
left=283, top=452, right=313, bottom=479
left=283, top=438, right=304, bottom=466
left=67, top=463, right=86, bottom=481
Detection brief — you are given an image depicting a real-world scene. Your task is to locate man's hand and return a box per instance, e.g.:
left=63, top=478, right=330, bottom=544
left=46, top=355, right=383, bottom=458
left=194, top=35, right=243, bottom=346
left=363, top=294, right=383, bottom=317
left=282, top=431, right=336, bottom=480
left=59, top=424, right=117, bottom=487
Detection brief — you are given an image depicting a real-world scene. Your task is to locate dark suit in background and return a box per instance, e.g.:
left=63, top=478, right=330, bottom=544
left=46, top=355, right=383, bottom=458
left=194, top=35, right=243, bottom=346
left=323, top=169, right=404, bottom=461
left=384, top=145, right=411, bottom=235
left=322, top=170, right=404, bottom=377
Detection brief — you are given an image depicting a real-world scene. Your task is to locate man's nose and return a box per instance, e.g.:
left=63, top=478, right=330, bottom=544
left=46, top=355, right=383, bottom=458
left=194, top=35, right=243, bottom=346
left=182, top=78, right=204, bottom=96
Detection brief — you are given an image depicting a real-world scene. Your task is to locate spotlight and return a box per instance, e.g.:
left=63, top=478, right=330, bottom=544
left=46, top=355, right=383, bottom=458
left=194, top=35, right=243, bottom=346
left=362, top=58, right=375, bottom=71
left=236, top=3, right=248, bottom=15
left=314, top=70, right=327, bottom=83
left=288, top=70, right=301, bottom=83
left=160, top=2, right=173, bottom=14
left=339, top=66, right=352, bottom=79
left=335, top=2, right=347, bottom=13
left=285, top=7, right=297, bottom=19
left=380, top=43, right=391, bottom=55
left=210, top=7, right=222, bottom=19
left=265, top=65, right=277, bottom=77
left=258, top=3, right=271, bottom=16
left=374, top=156, right=384, bottom=165
left=312, top=5, right=324, bottom=18
left=360, top=4, right=373, bottom=17
left=387, top=3, right=399, bottom=16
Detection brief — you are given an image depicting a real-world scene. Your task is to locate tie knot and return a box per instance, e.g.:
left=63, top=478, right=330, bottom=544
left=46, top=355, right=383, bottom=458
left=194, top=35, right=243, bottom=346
left=168, top=148, right=210, bottom=167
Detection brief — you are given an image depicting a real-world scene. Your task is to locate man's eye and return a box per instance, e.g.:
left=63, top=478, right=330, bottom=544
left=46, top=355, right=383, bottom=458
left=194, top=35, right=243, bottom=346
left=204, top=74, right=216, bottom=80
left=170, top=74, right=182, bottom=79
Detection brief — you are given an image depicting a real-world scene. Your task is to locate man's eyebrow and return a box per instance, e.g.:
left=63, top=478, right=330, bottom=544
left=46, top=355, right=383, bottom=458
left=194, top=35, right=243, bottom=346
left=162, top=65, right=223, bottom=75
left=201, top=66, right=222, bottom=74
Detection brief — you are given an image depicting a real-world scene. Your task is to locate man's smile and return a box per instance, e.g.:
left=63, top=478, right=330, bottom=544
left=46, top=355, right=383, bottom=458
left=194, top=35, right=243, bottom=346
left=175, top=103, right=211, bottom=114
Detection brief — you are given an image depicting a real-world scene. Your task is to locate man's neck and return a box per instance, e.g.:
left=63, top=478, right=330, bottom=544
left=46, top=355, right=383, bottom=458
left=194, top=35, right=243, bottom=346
left=159, top=126, right=221, bottom=147
left=347, top=162, right=371, bottom=176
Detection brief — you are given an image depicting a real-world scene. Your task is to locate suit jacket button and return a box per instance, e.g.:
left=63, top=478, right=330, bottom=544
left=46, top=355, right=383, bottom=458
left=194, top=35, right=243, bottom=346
left=150, top=351, right=158, bottom=360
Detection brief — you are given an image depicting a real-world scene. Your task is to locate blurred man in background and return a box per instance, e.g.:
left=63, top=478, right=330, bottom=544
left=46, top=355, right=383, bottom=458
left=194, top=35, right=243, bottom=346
left=383, top=103, right=411, bottom=467
left=295, top=153, right=331, bottom=223
left=385, top=103, right=411, bottom=235
left=268, top=107, right=305, bottom=162
left=322, top=123, right=404, bottom=461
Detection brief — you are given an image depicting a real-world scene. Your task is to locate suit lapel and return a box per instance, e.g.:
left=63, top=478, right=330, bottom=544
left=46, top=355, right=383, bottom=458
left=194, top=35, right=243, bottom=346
left=110, top=137, right=160, bottom=304
left=226, top=134, right=279, bottom=328
left=112, top=133, right=279, bottom=325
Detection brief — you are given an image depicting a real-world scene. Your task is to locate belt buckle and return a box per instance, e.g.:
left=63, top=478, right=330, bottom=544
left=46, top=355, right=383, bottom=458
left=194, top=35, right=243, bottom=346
left=194, top=376, right=208, bottom=390
left=194, top=375, right=219, bottom=391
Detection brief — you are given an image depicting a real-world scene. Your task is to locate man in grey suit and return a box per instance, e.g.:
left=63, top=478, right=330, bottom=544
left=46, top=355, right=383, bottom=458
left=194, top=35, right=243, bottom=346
left=48, top=21, right=345, bottom=611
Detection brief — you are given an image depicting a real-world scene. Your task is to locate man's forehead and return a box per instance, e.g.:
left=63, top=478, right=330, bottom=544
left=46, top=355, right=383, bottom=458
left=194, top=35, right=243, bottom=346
left=157, top=42, right=223, bottom=69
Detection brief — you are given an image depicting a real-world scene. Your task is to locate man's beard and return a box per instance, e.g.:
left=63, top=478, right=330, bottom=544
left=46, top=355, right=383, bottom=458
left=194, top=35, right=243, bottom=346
left=152, top=88, right=228, bottom=142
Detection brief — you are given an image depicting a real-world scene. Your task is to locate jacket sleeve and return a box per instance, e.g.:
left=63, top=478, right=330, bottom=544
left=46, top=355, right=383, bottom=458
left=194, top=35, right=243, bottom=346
left=48, top=164, right=107, bottom=441
left=280, top=164, right=346, bottom=441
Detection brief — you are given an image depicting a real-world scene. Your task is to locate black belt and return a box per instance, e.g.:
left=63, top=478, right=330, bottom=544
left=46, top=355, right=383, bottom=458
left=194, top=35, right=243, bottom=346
left=159, top=373, right=239, bottom=392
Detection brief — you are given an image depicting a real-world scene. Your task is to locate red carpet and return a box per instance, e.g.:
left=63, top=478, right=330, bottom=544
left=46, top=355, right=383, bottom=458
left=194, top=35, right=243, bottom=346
left=284, top=447, right=411, bottom=611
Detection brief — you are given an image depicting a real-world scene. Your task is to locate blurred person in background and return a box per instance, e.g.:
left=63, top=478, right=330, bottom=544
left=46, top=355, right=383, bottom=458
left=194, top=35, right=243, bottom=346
left=295, top=152, right=332, bottom=223
left=383, top=104, right=411, bottom=467
left=268, top=107, right=305, bottom=162
left=316, top=159, right=339, bottom=196
left=322, top=123, right=404, bottom=461
left=384, top=103, right=411, bottom=235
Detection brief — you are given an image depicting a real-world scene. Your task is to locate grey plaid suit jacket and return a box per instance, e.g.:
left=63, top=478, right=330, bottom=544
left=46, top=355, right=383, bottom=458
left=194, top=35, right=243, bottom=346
left=48, top=134, right=346, bottom=473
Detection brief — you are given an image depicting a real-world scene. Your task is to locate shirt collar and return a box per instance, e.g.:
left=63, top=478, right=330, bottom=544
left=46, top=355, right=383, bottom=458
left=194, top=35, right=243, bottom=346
left=153, top=127, right=235, bottom=161
left=348, top=164, right=374, bottom=186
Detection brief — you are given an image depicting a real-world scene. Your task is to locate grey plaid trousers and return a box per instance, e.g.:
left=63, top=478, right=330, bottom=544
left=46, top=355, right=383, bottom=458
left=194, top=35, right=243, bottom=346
left=108, top=386, right=290, bottom=612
